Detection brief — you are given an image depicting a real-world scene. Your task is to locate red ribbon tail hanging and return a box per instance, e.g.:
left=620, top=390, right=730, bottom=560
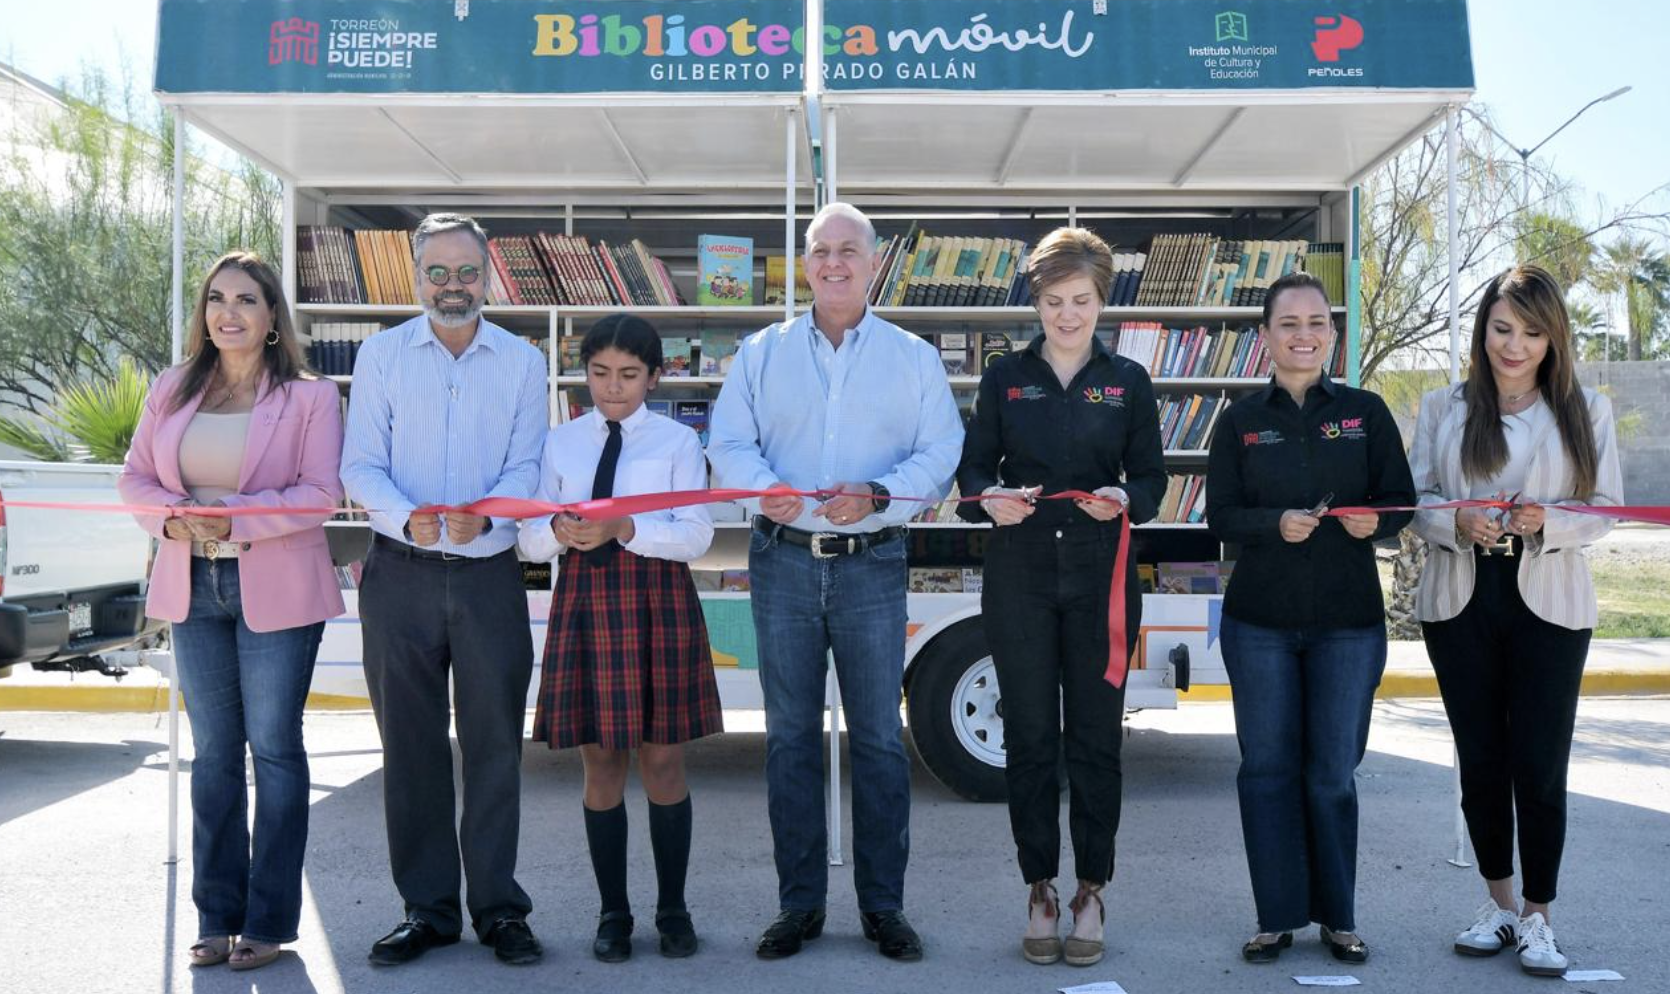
left=1103, top=511, right=1132, bottom=690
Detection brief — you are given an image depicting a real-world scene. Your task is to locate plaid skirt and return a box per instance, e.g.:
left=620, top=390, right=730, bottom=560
left=532, top=543, right=723, bottom=750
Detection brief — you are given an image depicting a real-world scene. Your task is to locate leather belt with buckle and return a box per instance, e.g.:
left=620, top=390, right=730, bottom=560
left=753, top=518, right=906, bottom=559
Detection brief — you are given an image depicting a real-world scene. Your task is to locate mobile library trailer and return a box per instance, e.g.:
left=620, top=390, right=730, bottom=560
left=154, top=0, right=1474, bottom=802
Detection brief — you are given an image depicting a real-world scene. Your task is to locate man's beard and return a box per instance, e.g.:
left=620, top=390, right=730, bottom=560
left=424, top=291, right=482, bottom=329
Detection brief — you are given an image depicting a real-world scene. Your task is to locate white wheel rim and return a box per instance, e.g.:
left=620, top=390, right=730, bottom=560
left=949, top=657, right=1007, bottom=769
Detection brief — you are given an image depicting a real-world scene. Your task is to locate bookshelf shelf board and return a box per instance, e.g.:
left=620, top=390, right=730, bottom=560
left=871, top=305, right=1346, bottom=322
left=560, top=305, right=804, bottom=321
left=297, top=303, right=556, bottom=319
left=326, top=375, right=352, bottom=386
left=555, top=375, right=727, bottom=386
left=1163, top=449, right=1211, bottom=459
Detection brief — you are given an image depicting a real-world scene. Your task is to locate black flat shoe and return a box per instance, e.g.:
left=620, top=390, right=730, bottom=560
left=483, top=917, right=542, bottom=966
left=368, top=917, right=461, bottom=966
left=1241, top=931, right=1294, bottom=963
left=592, top=911, right=634, bottom=963
left=1321, top=926, right=1369, bottom=964
left=860, top=910, right=924, bottom=962
left=656, top=909, right=698, bottom=958
left=755, top=909, right=826, bottom=960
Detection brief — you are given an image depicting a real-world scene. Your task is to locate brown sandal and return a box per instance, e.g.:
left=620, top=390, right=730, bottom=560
left=1022, top=881, right=1062, bottom=965
left=188, top=936, right=232, bottom=968
left=1064, top=883, right=1106, bottom=967
left=228, top=940, right=282, bottom=971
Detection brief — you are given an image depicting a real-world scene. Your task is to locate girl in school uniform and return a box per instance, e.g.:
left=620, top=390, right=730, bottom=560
left=517, top=313, right=723, bottom=963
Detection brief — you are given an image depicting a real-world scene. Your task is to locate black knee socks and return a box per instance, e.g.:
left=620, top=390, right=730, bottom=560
left=584, top=802, right=630, bottom=914
left=647, top=795, right=692, bottom=914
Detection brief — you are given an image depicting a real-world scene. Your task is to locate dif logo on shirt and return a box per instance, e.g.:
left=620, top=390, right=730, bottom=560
left=1319, top=417, right=1366, bottom=441
left=1082, top=386, right=1125, bottom=407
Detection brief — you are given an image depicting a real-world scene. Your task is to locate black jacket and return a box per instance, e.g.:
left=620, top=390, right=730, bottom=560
left=1205, top=376, right=1415, bottom=629
left=957, top=334, right=1167, bottom=533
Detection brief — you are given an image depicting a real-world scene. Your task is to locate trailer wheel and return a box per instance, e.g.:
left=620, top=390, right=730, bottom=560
left=906, top=621, right=1008, bottom=802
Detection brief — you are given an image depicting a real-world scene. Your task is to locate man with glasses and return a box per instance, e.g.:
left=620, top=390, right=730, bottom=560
left=341, top=213, right=548, bottom=967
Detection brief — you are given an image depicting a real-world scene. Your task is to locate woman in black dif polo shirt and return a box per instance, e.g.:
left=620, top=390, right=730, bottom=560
left=1205, top=271, right=1414, bottom=966
left=957, top=226, right=1166, bottom=968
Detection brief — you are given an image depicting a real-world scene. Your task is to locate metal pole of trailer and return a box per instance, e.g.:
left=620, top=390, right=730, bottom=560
left=1444, top=105, right=1470, bottom=868
left=166, top=111, right=186, bottom=866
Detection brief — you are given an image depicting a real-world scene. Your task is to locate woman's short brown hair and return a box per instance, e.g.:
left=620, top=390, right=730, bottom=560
left=1027, top=227, right=1113, bottom=304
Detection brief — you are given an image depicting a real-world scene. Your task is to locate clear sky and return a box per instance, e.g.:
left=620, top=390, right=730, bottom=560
left=1, top=0, right=1666, bottom=220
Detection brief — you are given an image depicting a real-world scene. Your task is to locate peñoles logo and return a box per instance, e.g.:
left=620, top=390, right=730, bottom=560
left=1006, top=386, right=1047, bottom=402
left=1241, top=430, right=1284, bottom=446
left=1311, top=14, right=1363, bottom=61
left=269, top=18, right=321, bottom=66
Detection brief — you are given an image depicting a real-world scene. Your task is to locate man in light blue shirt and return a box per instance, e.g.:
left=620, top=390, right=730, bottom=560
left=340, top=213, right=547, bottom=968
left=708, top=203, right=963, bottom=963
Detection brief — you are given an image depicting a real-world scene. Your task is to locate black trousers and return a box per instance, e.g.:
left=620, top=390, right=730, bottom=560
left=360, top=537, right=535, bottom=935
left=981, top=521, right=1140, bottom=885
left=1421, top=552, right=1590, bottom=905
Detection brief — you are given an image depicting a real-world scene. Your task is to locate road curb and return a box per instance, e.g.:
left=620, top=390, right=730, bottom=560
left=5, top=675, right=1668, bottom=712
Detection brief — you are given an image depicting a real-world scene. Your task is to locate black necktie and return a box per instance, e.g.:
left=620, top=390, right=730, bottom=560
left=585, top=420, right=623, bottom=563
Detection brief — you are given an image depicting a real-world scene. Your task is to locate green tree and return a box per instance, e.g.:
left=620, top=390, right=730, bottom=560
left=0, top=67, right=279, bottom=417
left=1592, top=237, right=1670, bottom=360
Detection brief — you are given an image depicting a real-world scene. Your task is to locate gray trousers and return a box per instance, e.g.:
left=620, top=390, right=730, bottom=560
left=360, top=536, right=534, bottom=936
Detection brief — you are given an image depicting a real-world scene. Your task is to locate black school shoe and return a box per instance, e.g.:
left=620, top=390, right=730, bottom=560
left=755, top=908, right=826, bottom=959
left=861, top=910, right=924, bottom=962
left=1241, top=931, right=1294, bottom=963
left=656, top=909, right=698, bottom=958
left=368, top=916, right=461, bottom=966
left=483, top=917, right=543, bottom=966
left=592, top=911, right=634, bottom=963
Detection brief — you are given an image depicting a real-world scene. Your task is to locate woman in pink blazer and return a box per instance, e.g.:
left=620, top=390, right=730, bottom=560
left=119, top=252, right=344, bottom=972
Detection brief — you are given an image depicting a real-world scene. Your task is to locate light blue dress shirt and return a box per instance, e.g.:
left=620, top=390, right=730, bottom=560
left=707, top=308, right=964, bottom=531
left=339, top=315, right=548, bottom=557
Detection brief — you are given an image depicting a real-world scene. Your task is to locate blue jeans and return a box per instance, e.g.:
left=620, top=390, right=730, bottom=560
left=749, top=526, right=911, bottom=913
left=170, top=559, right=324, bottom=943
left=1219, top=615, right=1385, bottom=933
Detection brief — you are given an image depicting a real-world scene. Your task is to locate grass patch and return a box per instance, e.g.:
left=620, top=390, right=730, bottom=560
left=1375, top=554, right=1670, bottom=638
left=1592, top=558, right=1670, bottom=638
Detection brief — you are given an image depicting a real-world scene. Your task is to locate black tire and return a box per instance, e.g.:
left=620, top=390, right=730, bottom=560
left=905, top=620, right=1008, bottom=802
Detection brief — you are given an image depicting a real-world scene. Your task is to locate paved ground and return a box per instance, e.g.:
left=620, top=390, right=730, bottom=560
left=2, top=698, right=1667, bottom=994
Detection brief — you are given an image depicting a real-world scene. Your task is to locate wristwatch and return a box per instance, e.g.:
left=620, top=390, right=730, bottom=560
left=866, top=481, right=891, bottom=514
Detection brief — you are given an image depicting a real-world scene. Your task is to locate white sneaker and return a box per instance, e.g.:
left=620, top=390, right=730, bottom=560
left=1454, top=900, right=1518, bottom=956
left=1516, top=912, right=1569, bottom=977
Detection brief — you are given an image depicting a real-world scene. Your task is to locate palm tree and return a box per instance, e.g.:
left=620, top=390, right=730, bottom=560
left=1592, top=237, right=1670, bottom=361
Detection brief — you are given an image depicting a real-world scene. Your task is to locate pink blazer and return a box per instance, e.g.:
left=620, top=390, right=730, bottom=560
left=118, top=367, right=346, bottom=632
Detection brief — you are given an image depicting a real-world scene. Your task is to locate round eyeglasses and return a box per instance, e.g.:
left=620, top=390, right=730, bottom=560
left=424, top=264, right=482, bottom=286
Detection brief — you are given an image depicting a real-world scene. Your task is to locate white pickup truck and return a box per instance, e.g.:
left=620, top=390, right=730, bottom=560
left=0, top=460, right=163, bottom=677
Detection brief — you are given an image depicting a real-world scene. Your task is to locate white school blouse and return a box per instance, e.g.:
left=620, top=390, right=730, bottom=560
left=516, top=405, right=714, bottom=564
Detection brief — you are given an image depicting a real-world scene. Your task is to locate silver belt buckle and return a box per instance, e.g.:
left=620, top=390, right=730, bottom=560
left=809, top=532, right=841, bottom=559
left=202, top=539, right=221, bottom=560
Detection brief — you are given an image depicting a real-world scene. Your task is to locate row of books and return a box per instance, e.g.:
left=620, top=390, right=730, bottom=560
left=1111, top=322, right=1346, bottom=380
left=1157, top=394, right=1229, bottom=452
left=488, top=234, right=686, bottom=308
left=908, top=568, right=985, bottom=594
left=1159, top=473, right=1208, bottom=524
left=306, top=322, right=381, bottom=375
left=1135, top=237, right=1338, bottom=308
left=869, top=230, right=1030, bottom=308
left=1137, top=561, right=1237, bottom=595
left=298, top=227, right=416, bottom=306
left=557, top=332, right=738, bottom=377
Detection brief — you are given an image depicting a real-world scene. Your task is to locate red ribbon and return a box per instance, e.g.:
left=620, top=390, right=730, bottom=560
left=1323, top=499, right=1670, bottom=528
left=18, top=489, right=1663, bottom=694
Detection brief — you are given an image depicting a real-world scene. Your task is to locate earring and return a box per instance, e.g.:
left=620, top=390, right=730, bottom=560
left=265, top=330, right=280, bottom=346
left=204, top=331, right=213, bottom=341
